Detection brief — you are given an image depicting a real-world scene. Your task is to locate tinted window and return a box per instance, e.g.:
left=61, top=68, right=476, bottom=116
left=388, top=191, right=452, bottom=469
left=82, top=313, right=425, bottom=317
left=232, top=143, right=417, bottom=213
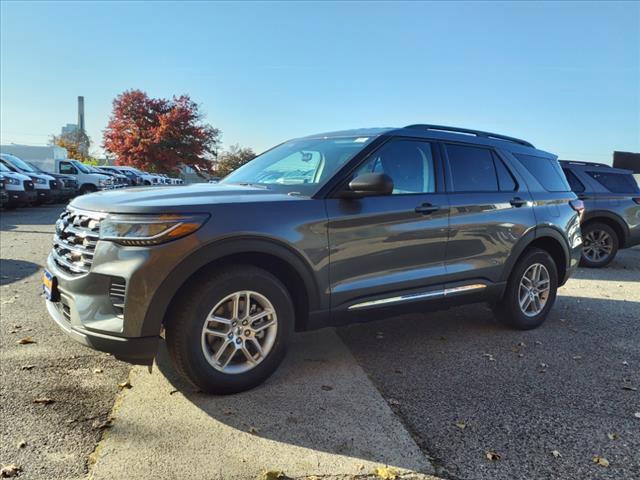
left=356, top=140, right=435, bottom=194
left=514, top=154, right=570, bottom=192
left=493, top=153, right=517, bottom=191
left=446, top=144, right=497, bottom=192
left=587, top=171, right=639, bottom=194
left=562, top=169, right=585, bottom=193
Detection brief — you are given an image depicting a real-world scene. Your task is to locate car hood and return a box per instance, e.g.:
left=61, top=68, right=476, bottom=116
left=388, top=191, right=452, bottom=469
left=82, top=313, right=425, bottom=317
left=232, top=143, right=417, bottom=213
left=70, top=182, right=305, bottom=213
left=1, top=171, right=31, bottom=181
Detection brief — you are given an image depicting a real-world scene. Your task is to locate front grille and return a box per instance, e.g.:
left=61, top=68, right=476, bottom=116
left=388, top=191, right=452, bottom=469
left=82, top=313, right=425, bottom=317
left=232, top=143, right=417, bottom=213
left=109, top=278, right=126, bottom=317
left=51, top=208, right=104, bottom=275
left=63, top=179, right=78, bottom=188
left=24, top=180, right=34, bottom=191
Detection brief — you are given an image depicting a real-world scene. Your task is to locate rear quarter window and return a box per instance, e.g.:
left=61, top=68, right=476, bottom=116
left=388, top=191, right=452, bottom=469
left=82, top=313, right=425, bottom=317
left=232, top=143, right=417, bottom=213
left=514, top=153, right=570, bottom=192
left=587, top=171, right=639, bottom=194
left=562, top=168, right=585, bottom=193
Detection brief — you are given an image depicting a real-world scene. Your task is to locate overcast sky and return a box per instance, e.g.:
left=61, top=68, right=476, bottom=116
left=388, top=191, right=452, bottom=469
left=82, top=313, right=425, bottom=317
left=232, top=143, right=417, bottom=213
left=1, top=1, right=638, bottom=162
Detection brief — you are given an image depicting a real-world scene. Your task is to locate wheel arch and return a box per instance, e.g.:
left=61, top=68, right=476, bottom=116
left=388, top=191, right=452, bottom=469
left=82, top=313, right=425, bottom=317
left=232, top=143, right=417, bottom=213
left=144, top=237, right=322, bottom=336
left=581, top=211, right=628, bottom=248
left=501, top=226, right=570, bottom=287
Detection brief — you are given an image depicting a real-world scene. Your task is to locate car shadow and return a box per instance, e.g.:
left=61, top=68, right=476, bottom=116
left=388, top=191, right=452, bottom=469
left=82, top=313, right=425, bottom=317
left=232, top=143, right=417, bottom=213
left=154, top=327, right=432, bottom=473
left=0, top=259, right=41, bottom=285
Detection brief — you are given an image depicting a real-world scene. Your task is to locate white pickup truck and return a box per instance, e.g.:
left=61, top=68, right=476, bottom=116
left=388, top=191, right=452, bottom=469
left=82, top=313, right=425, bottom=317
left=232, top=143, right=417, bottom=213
left=31, top=158, right=112, bottom=194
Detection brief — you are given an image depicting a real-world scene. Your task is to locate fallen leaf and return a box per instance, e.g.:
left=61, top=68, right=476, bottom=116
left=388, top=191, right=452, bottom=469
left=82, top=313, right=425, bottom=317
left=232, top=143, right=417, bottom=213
left=534, top=341, right=542, bottom=346
left=93, top=368, right=103, bottom=374
left=517, top=353, right=524, bottom=358
left=551, top=450, right=562, bottom=458
left=33, top=397, right=54, bottom=405
left=117, top=380, right=132, bottom=390
left=517, top=341, right=526, bottom=347
left=321, top=385, right=333, bottom=391
left=607, top=432, right=619, bottom=440
left=485, top=451, right=502, bottom=461
left=374, top=466, right=400, bottom=479
left=455, top=422, right=466, bottom=430
left=16, top=441, right=26, bottom=449
left=482, top=353, right=495, bottom=361
left=0, top=464, right=22, bottom=478
left=622, top=385, right=637, bottom=391
left=375, top=332, right=384, bottom=339
left=16, top=337, right=36, bottom=345
left=622, top=361, right=629, bottom=366
left=634, top=412, right=640, bottom=419
left=259, top=470, right=288, bottom=480
left=248, top=426, right=260, bottom=435
left=21, top=365, right=35, bottom=371
left=592, top=456, right=610, bottom=467
left=387, top=398, right=400, bottom=406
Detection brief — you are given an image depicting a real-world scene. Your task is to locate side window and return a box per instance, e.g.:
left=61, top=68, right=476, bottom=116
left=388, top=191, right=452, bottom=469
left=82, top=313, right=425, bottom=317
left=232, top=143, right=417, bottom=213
left=493, top=153, right=517, bottom=192
left=562, top=169, right=585, bottom=193
left=587, top=171, right=639, bottom=194
left=355, top=139, right=436, bottom=194
left=514, top=153, right=570, bottom=192
left=446, top=144, right=498, bottom=192
left=60, top=162, right=77, bottom=175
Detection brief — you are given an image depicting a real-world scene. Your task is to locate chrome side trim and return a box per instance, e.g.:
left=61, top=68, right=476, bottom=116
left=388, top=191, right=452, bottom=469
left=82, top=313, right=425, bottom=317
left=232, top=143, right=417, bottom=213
left=347, top=283, right=487, bottom=310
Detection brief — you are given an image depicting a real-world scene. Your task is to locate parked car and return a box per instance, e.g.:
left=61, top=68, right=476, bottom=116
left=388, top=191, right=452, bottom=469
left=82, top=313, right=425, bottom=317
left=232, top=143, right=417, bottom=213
left=97, top=166, right=139, bottom=186
left=44, top=124, right=582, bottom=394
left=27, top=157, right=112, bottom=194
left=0, top=176, right=8, bottom=208
left=560, top=160, right=640, bottom=267
left=208, top=176, right=221, bottom=184
left=27, top=162, right=79, bottom=202
left=0, top=162, right=36, bottom=207
left=0, top=153, right=58, bottom=204
left=86, top=166, right=128, bottom=188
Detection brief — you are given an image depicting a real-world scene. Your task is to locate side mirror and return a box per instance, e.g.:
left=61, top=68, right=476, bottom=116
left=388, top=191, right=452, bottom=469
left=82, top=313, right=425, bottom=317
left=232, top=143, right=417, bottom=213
left=342, top=173, right=394, bottom=198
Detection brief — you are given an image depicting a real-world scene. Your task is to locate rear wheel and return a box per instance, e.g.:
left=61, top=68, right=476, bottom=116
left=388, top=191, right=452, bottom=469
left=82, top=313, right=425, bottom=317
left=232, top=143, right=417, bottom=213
left=494, top=248, right=558, bottom=330
left=165, top=265, right=294, bottom=394
left=580, top=222, right=618, bottom=268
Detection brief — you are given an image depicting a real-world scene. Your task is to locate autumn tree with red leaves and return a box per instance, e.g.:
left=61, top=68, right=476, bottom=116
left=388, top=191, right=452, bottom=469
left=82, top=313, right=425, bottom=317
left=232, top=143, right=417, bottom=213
left=103, top=90, right=221, bottom=175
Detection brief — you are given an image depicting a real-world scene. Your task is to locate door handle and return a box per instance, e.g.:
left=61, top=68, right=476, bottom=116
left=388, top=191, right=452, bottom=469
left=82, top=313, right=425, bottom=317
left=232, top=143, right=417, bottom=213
left=510, top=197, right=527, bottom=208
left=415, top=203, right=440, bottom=215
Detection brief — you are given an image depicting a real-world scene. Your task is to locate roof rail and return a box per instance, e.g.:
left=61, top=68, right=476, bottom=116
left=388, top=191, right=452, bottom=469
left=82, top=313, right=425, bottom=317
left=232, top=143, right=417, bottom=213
left=404, top=124, right=534, bottom=148
left=559, top=160, right=611, bottom=168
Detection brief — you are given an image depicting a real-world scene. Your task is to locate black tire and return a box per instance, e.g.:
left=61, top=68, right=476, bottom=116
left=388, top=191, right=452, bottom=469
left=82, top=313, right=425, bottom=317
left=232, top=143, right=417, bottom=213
left=494, top=248, right=558, bottom=330
left=165, top=265, right=294, bottom=394
left=579, top=222, right=618, bottom=268
left=78, top=185, right=97, bottom=195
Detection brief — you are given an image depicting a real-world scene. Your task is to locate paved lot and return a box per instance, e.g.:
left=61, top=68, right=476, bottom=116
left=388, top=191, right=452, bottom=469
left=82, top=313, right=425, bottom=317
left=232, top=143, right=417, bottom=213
left=1, top=206, right=130, bottom=480
left=1, top=205, right=639, bottom=479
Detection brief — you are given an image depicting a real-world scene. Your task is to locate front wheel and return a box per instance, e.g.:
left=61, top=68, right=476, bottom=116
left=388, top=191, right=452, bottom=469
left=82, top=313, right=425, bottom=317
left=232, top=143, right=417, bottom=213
left=165, top=265, right=294, bottom=394
left=494, top=248, right=558, bottom=330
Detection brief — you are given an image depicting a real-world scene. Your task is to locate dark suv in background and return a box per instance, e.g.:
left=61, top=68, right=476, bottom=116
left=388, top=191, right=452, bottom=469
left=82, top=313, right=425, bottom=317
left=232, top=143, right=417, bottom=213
left=561, top=161, right=640, bottom=267
left=44, top=125, right=582, bottom=394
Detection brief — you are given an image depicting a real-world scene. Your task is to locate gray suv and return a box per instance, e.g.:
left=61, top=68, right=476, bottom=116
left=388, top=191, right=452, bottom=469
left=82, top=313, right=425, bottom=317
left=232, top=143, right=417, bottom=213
left=44, top=125, right=583, bottom=393
left=561, top=160, right=640, bottom=267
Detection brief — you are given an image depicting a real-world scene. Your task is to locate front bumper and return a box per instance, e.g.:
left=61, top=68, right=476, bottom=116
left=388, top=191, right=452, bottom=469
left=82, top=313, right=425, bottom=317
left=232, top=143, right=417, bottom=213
left=44, top=229, right=200, bottom=364
left=46, top=299, right=158, bottom=364
left=8, top=190, right=37, bottom=205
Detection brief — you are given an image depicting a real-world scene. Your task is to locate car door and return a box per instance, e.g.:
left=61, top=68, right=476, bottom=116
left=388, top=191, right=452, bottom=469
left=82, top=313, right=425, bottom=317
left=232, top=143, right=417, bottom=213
left=325, top=138, right=449, bottom=311
left=442, top=142, right=536, bottom=285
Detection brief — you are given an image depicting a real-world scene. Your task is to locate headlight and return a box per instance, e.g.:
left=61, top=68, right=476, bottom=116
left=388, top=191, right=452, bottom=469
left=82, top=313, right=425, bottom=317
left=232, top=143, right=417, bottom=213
left=6, top=177, right=20, bottom=185
left=99, top=213, right=209, bottom=246
left=34, top=177, right=46, bottom=184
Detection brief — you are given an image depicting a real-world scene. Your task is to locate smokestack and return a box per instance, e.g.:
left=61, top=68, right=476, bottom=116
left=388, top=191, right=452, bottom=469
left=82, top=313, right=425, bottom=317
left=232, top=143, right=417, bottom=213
left=77, top=96, right=85, bottom=133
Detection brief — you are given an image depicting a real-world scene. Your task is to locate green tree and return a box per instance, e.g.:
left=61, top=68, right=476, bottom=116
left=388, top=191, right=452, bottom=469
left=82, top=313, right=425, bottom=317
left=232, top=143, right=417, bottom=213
left=215, top=144, right=256, bottom=177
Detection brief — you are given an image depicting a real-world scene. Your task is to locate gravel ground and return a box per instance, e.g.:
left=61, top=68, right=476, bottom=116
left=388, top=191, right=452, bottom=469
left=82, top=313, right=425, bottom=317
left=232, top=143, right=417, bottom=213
left=339, top=247, right=640, bottom=480
left=0, top=206, right=130, bottom=480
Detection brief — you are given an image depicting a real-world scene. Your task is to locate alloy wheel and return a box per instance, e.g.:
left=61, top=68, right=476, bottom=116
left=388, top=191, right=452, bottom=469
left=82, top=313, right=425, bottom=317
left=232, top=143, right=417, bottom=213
left=200, top=290, right=278, bottom=374
left=582, top=230, right=613, bottom=263
left=518, top=263, right=550, bottom=317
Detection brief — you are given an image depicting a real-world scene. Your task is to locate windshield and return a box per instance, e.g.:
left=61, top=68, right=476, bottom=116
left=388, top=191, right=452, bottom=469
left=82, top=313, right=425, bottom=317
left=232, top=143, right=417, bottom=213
left=1, top=153, right=37, bottom=173
left=70, top=160, right=91, bottom=174
left=27, top=162, right=45, bottom=173
left=0, top=162, right=12, bottom=173
left=222, top=136, right=375, bottom=194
